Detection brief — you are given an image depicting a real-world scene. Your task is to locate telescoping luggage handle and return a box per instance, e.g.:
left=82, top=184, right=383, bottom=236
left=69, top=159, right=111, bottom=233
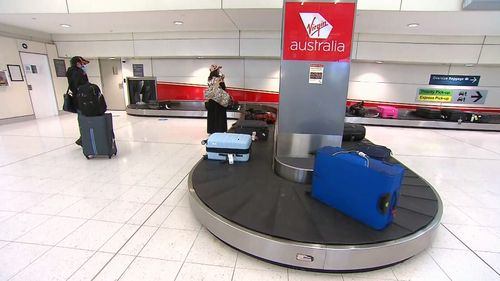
left=330, top=150, right=399, bottom=216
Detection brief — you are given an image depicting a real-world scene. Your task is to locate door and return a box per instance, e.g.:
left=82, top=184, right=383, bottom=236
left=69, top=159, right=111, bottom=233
left=20, top=52, right=58, bottom=118
left=99, top=59, right=126, bottom=110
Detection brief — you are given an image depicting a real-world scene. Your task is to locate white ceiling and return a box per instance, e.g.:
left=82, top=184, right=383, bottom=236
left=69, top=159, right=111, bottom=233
left=0, top=9, right=500, bottom=36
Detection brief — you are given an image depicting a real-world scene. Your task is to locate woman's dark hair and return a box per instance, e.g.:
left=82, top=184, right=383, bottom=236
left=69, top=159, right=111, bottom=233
left=208, top=70, right=220, bottom=81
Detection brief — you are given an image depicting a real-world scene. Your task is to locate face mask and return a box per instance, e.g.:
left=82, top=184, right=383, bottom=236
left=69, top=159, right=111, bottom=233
left=81, top=65, right=87, bottom=73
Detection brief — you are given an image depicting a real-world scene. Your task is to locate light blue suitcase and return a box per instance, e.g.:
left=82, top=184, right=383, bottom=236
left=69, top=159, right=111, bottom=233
left=206, top=133, right=252, bottom=162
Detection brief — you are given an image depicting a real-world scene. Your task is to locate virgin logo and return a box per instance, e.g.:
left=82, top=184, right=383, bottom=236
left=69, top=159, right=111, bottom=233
left=299, top=13, right=333, bottom=39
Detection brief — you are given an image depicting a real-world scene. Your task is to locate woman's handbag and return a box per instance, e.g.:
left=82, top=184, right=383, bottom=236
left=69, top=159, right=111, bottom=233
left=63, top=88, right=77, bottom=113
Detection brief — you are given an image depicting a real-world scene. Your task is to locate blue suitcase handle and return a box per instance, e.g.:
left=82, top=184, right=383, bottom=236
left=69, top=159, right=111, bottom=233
left=331, top=150, right=370, bottom=167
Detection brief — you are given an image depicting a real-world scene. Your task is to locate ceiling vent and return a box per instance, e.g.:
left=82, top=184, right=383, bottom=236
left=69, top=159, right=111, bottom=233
left=463, top=0, right=500, bottom=10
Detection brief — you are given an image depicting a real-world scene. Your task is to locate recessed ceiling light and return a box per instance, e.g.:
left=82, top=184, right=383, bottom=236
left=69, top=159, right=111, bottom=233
left=465, top=64, right=475, bottom=67
left=109, top=57, right=116, bottom=60
left=375, top=61, right=384, bottom=64
left=407, top=23, right=420, bottom=28
left=173, top=21, right=184, bottom=25
left=60, top=24, right=71, bottom=28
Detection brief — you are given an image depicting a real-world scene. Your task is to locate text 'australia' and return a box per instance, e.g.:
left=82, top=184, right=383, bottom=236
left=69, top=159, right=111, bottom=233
left=289, top=40, right=345, bottom=52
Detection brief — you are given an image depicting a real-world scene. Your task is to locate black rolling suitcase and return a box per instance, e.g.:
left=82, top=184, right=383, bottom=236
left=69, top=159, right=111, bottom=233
left=229, top=120, right=269, bottom=141
left=415, top=108, right=441, bottom=119
left=342, top=123, right=366, bottom=141
left=441, top=109, right=472, bottom=122
left=78, top=113, right=117, bottom=159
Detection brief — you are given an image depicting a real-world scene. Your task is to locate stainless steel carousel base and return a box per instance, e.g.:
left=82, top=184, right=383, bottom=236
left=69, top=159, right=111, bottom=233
left=273, top=156, right=314, bottom=184
left=126, top=107, right=241, bottom=119
left=188, top=172, right=443, bottom=272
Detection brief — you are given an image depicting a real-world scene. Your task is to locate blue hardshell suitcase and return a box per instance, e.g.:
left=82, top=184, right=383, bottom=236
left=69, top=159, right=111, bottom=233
left=312, top=146, right=405, bottom=230
left=78, top=113, right=117, bottom=159
left=206, top=133, right=252, bottom=162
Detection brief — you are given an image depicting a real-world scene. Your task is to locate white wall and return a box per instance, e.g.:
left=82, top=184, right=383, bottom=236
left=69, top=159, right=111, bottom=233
left=54, top=32, right=500, bottom=65
left=0, top=36, right=34, bottom=119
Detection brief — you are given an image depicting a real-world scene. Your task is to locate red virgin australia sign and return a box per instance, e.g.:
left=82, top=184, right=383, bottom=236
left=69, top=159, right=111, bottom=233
left=283, top=2, right=356, bottom=62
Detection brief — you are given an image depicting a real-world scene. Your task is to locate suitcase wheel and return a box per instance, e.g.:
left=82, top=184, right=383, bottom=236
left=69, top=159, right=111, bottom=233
left=108, top=155, right=112, bottom=159
left=201, top=140, right=207, bottom=145
left=85, top=155, right=90, bottom=159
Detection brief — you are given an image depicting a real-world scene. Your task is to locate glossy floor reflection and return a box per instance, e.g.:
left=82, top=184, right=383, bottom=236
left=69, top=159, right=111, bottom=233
left=0, top=112, right=499, bottom=281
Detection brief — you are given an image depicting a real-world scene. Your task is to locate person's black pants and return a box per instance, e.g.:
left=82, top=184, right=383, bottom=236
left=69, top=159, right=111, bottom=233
left=206, top=99, right=227, bottom=134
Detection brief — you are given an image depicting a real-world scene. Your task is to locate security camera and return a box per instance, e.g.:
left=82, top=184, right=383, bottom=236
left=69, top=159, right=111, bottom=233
left=122, top=59, right=127, bottom=63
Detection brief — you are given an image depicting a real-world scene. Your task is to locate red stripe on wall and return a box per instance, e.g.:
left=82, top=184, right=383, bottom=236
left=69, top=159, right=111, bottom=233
left=157, top=82, right=279, bottom=104
left=157, top=82, right=500, bottom=113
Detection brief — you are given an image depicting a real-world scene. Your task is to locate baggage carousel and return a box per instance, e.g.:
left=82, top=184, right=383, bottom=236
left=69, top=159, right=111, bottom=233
left=346, top=108, right=500, bottom=132
left=126, top=102, right=241, bottom=119
left=189, top=128, right=442, bottom=272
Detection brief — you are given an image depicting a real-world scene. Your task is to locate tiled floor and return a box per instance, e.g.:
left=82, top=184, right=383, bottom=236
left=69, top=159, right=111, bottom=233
left=0, top=112, right=499, bottom=281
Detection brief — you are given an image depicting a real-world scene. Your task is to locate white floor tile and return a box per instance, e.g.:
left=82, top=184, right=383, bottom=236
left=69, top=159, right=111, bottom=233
left=147, top=188, right=175, bottom=205
left=119, top=226, right=157, bottom=256
left=68, top=252, right=114, bottom=281
left=26, top=194, right=82, bottom=215
left=431, top=225, right=467, bottom=250
left=176, top=262, right=233, bottom=281
left=58, top=198, right=112, bottom=219
left=58, top=220, right=123, bottom=251
left=162, top=189, right=187, bottom=207
left=477, top=251, right=500, bottom=275
left=139, top=228, right=198, bottom=261
left=392, top=251, right=450, bottom=281
left=0, top=191, right=51, bottom=212
left=127, top=204, right=158, bottom=225
left=186, top=230, right=237, bottom=267
left=119, top=186, right=159, bottom=203
left=92, top=200, right=144, bottom=223
left=144, top=205, right=174, bottom=227
left=161, top=206, right=201, bottom=231
left=288, top=269, right=343, bottom=281
left=120, top=257, right=182, bottom=281
left=0, top=213, right=51, bottom=241
left=232, top=268, right=287, bottom=281
left=446, top=224, right=500, bottom=252
left=16, top=216, right=86, bottom=245
left=235, top=253, right=286, bottom=273
left=100, top=224, right=141, bottom=254
left=0, top=210, right=16, bottom=223
left=429, top=248, right=500, bottom=281
left=0, top=242, right=50, bottom=280
left=440, top=205, right=478, bottom=225
left=9, top=247, right=93, bottom=281
left=92, top=254, right=135, bottom=281
left=88, top=183, right=132, bottom=200
left=459, top=207, right=500, bottom=227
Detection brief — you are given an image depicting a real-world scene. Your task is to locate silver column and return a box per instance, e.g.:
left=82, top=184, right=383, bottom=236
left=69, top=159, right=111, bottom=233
left=275, top=0, right=357, bottom=183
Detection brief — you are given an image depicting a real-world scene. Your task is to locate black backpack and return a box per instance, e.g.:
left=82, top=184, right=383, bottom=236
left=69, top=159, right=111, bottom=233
left=77, top=83, right=107, bottom=116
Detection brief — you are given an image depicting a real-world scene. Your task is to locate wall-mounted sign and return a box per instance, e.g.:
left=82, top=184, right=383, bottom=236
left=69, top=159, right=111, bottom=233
left=53, top=59, right=67, bottom=77
left=133, top=64, right=144, bottom=77
left=429, top=74, right=480, bottom=86
left=416, top=88, right=487, bottom=104
left=309, top=64, right=324, bottom=84
left=7, top=64, right=23, bottom=81
left=282, top=2, right=355, bottom=62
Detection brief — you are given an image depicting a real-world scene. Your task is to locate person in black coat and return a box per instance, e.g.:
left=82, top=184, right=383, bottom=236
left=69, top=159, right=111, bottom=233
left=206, top=65, right=229, bottom=134
left=66, top=56, right=89, bottom=145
